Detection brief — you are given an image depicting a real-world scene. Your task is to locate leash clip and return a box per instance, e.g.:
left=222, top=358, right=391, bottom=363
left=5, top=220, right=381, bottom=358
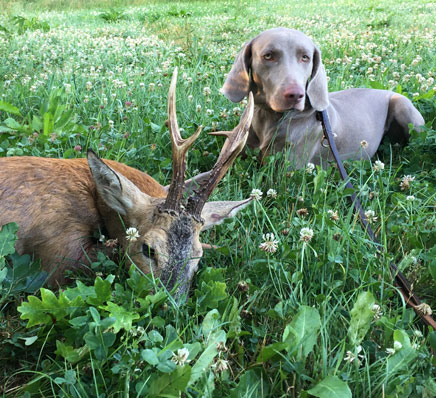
left=321, top=134, right=330, bottom=148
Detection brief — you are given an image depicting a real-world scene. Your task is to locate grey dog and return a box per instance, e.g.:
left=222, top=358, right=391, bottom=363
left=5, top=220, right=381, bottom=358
left=222, top=28, right=424, bottom=168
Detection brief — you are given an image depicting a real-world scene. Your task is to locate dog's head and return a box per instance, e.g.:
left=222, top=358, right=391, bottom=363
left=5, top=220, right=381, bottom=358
left=222, top=28, right=329, bottom=112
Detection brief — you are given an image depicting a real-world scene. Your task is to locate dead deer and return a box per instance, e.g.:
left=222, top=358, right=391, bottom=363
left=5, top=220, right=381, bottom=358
left=0, top=68, right=254, bottom=298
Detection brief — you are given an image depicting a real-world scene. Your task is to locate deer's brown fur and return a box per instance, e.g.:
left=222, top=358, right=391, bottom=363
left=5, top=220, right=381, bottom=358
left=0, top=156, right=166, bottom=282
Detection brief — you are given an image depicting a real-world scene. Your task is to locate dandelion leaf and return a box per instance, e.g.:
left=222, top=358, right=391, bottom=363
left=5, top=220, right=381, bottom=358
left=148, top=365, right=191, bottom=397
left=230, top=369, right=268, bottom=398
left=307, top=375, right=352, bottom=398
left=347, top=291, right=375, bottom=346
left=386, top=330, right=417, bottom=376
left=189, top=329, right=226, bottom=386
left=283, top=305, right=321, bottom=358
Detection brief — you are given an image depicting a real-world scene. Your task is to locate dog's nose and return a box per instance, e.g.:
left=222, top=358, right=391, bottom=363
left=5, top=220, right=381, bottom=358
left=283, top=86, right=304, bottom=101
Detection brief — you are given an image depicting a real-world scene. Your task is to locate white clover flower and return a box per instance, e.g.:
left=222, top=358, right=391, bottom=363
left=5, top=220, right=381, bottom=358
left=206, top=109, right=214, bottom=116
left=372, top=304, right=383, bottom=320
left=406, top=195, right=415, bottom=201
left=344, top=350, right=355, bottom=363
left=413, top=330, right=423, bottom=338
left=373, top=160, right=385, bottom=172
left=233, top=106, right=241, bottom=116
left=86, top=81, right=92, bottom=90
left=149, top=82, right=155, bottom=91
left=360, top=140, right=369, bottom=149
left=416, top=303, right=432, bottom=316
left=259, top=233, right=279, bottom=253
left=203, top=86, right=211, bottom=96
left=364, top=209, right=377, bottom=224
left=250, top=189, right=263, bottom=201
left=267, top=188, right=277, bottom=198
left=386, top=347, right=396, bottom=355
left=393, top=341, right=403, bottom=351
left=300, top=227, right=314, bottom=242
left=344, top=345, right=363, bottom=364
left=171, top=348, right=190, bottom=366
left=212, top=358, right=229, bottom=372
left=400, top=175, right=415, bottom=191
left=196, top=104, right=202, bottom=113
left=126, top=227, right=140, bottom=242
left=187, top=94, right=193, bottom=102
left=306, top=162, right=315, bottom=174
left=327, top=209, right=339, bottom=221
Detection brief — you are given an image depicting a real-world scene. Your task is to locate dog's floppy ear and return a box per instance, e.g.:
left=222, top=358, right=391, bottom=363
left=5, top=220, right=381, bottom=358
left=221, top=40, right=253, bottom=102
left=307, top=46, right=329, bottom=111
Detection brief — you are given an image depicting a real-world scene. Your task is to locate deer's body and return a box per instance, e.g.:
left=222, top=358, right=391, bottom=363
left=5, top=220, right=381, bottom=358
left=0, top=69, right=254, bottom=297
left=0, top=156, right=166, bottom=282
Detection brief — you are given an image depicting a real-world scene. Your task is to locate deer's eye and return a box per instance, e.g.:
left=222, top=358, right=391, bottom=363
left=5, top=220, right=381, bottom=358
left=301, top=54, right=310, bottom=62
left=263, top=52, right=274, bottom=61
left=142, top=243, right=155, bottom=259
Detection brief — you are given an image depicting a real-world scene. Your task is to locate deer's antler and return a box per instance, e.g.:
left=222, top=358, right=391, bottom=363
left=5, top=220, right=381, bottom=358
left=186, top=92, right=254, bottom=218
left=161, top=68, right=202, bottom=213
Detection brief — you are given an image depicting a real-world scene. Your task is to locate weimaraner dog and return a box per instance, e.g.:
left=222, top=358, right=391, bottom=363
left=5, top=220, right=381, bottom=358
left=222, top=28, right=424, bottom=168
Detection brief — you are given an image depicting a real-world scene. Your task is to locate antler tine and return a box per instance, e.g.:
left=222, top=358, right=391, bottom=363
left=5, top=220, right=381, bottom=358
left=162, top=67, right=202, bottom=213
left=186, top=92, right=254, bottom=218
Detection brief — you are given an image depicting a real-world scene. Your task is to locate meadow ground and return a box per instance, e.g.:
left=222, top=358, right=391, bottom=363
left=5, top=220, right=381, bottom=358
left=0, top=0, right=435, bottom=397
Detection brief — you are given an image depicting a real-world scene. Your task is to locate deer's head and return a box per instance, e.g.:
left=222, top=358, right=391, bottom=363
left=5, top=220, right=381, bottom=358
left=88, top=69, right=254, bottom=299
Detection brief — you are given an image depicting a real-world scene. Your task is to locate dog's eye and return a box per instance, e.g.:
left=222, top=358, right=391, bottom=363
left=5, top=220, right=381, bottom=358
left=263, top=52, right=274, bottom=61
left=301, top=55, right=310, bottom=62
left=142, top=243, right=155, bottom=259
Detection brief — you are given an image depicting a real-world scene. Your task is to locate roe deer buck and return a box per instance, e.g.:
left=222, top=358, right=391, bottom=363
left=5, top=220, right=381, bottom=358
left=0, top=68, right=254, bottom=298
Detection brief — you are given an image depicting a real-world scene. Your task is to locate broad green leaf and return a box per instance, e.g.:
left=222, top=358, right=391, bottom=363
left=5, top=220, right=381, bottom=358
left=202, top=309, right=220, bottom=338
left=0, top=267, right=7, bottom=284
left=195, top=281, right=227, bottom=310
left=43, top=112, right=54, bottom=136
left=0, top=125, right=15, bottom=133
left=87, top=277, right=112, bottom=306
left=313, top=169, right=327, bottom=197
left=0, top=101, right=21, bottom=115
left=18, top=288, right=79, bottom=327
left=149, top=330, right=164, bottom=343
left=230, top=370, right=267, bottom=398
left=21, top=336, right=38, bottom=346
left=347, top=291, right=375, bottom=346
left=429, top=259, right=436, bottom=283
left=4, top=117, right=22, bottom=130
left=141, top=349, right=159, bottom=366
left=189, top=329, right=226, bottom=386
left=99, top=302, right=139, bottom=333
left=257, top=341, right=288, bottom=362
left=283, top=306, right=321, bottom=359
left=148, top=365, right=191, bottom=397
left=386, top=330, right=417, bottom=376
left=308, top=375, right=352, bottom=398
left=0, top=222, right=19, bottom=266
left=55, top=341, right=88, bottom=363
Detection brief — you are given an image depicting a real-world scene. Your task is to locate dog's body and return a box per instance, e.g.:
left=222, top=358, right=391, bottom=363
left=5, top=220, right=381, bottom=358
left=222, top=28, right=424, bottom=168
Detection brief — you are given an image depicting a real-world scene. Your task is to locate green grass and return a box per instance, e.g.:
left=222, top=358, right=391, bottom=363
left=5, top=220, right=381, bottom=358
left=0, top=0, right=435, bottom=397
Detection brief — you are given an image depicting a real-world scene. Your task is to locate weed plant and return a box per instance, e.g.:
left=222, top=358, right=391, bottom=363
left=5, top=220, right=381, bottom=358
left=0, top=0, right=435, bottom=397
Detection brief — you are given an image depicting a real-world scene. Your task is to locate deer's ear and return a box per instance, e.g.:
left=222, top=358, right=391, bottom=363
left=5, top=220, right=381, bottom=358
left=87, top=150, right=150, bottom=215
left=200, top=198, right=252, bottom=231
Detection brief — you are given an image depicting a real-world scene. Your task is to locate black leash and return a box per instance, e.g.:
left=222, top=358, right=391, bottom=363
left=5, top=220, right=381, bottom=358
left=316, top=110, right=436, bottom=331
